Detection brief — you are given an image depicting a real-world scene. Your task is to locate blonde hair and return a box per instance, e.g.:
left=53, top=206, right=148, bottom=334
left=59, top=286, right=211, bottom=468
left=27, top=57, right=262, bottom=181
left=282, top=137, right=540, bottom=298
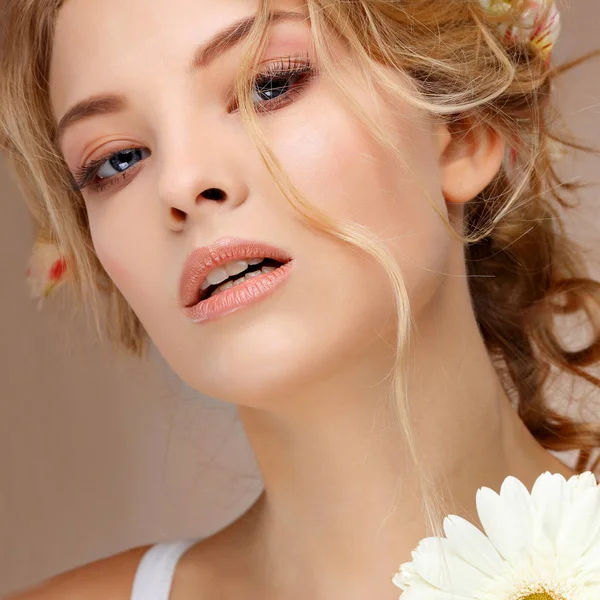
left=2, top=0, right=600, bottom=537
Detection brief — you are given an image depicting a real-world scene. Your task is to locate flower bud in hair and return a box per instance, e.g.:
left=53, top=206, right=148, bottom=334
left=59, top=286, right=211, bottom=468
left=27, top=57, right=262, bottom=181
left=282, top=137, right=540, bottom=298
left=479, top=0, right=561, bottom=60
left=25, top=240, right=68, bottom=310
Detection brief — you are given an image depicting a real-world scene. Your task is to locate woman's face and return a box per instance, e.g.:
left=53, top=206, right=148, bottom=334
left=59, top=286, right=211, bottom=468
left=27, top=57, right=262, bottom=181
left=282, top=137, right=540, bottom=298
left=49, top=0, right=459, bottom=407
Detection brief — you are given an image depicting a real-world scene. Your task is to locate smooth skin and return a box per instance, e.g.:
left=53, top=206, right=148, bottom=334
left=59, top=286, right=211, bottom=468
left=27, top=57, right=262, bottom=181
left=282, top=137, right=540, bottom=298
left=10, top=0, right=575, bottom=598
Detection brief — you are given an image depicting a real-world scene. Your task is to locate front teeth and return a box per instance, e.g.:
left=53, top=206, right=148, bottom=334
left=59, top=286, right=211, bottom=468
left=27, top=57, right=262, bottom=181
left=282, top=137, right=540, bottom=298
left=200, top=258, right=265, bottom=291
left=208, top=265, right=277, bottom=298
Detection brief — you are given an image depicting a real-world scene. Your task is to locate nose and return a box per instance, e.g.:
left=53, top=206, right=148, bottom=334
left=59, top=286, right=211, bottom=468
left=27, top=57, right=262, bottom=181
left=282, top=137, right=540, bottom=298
left=156, top=124, right=250, bottom=232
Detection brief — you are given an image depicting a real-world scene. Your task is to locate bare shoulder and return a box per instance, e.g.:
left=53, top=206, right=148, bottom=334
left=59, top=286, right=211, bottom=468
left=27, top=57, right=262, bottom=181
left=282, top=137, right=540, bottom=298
left=5, top=497, right=265, bottom=600
left=4, top=531, right=256, bottom=600
left=4, top=543, right=153, bottom=600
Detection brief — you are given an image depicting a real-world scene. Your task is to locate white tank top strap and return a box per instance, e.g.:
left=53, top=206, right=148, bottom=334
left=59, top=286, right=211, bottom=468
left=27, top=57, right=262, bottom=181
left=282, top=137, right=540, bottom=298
left=130, top=538, right=200, bottom=600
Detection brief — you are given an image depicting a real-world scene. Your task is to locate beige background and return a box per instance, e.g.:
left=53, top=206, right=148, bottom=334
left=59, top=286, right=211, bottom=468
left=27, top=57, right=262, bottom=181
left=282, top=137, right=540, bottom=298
left=1, top=1, right=599, bottom=596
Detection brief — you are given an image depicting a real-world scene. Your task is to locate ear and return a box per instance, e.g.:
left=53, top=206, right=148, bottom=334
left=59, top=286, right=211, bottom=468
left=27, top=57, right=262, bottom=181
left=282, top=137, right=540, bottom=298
left=435, top=116, right=506, bottom=205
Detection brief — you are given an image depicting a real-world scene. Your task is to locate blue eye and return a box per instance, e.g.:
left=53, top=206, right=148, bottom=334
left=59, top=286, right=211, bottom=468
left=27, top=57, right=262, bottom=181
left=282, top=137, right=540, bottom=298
left=71, top=147, right=150, bottom=194
left=252, top=66, right=313, bottom=105
left=236, top=53, right=315, bottom=112
left=96, top=148, right=148, bottom=179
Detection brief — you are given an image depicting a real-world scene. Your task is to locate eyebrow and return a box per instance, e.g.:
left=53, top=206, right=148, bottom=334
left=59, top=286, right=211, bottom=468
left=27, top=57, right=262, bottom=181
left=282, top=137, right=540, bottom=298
left=53, top=10, right=308, bottom=147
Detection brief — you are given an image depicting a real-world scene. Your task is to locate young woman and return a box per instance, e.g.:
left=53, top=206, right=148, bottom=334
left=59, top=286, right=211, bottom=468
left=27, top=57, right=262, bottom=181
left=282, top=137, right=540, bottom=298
left=2, top=0, right=599, bottom=598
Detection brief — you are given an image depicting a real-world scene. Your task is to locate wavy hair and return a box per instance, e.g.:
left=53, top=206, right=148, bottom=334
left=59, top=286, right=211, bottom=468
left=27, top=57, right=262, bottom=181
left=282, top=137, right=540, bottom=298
left=2, top=0, right=600, bottom=535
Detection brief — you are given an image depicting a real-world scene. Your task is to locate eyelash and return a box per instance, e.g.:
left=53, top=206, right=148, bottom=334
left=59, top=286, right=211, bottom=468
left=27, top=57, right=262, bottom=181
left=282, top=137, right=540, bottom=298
left=71, top=53, right=315, bottom=194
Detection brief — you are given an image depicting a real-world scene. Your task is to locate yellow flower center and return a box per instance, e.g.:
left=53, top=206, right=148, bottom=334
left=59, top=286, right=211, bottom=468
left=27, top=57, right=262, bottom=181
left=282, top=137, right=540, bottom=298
left=519, top=594, right=561, bottom=600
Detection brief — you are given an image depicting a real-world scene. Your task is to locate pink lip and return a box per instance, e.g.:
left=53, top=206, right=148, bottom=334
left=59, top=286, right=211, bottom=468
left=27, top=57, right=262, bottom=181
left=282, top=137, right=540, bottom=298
left=179, top=237, right=294, bottom=323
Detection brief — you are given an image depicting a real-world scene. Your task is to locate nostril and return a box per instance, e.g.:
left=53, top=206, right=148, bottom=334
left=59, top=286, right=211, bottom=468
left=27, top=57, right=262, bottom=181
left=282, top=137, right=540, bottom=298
left=171, top=207, right=186, bottom=222
left=201, top=188, right=227, bottom=201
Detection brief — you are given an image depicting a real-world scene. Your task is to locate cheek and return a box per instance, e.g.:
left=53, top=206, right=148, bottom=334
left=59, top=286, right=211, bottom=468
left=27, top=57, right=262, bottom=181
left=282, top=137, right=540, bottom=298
left=87, top=205, right=131, bottom=285
left=96, top=247, right=133, bottom=289
left=92, top=233, right=143, bottom=313
left=86, top=199, right=164, bottom=307
left=273, top=93, right=454, bottom=312
left=273, top=89, right=446, bottom=226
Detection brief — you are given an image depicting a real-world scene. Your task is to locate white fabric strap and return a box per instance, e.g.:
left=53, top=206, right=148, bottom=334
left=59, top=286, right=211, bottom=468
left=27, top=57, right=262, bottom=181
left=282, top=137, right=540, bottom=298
left=130, top=539, right=199, bottom=600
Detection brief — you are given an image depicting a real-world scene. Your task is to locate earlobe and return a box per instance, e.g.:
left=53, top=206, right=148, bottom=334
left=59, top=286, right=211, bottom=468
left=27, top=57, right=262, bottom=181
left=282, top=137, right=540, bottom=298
left=437, top=118, right=506, bottom=205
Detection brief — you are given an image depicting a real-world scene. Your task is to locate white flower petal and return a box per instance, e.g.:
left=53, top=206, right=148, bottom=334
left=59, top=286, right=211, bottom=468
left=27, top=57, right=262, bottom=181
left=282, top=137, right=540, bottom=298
left=577, top=542, right=600, bottom=575
left=500, top=475, right=535, bottom=545
left=411, top=537, right=490, bottom=594
left=476, top=477, right=534, bottom=564
left=577, top=553, right=600, bottom=586
left=393, top=561, right=419, bottom=589
left=398, top=587, right=458, bottom=600
left=392, top=573, right=466, bottom=600
left=443, top=515, right=503, bottom=577
left=394, top=560, right=456, bottom=599
left=556, top=487, right=600, bottom=560
left=530, top=471, right=565, bottom=497
left=476, top=487, right=506, bottom=552
left=567, top=472, right=599, bottom=496
left=531, top=471, right=568, bottom=555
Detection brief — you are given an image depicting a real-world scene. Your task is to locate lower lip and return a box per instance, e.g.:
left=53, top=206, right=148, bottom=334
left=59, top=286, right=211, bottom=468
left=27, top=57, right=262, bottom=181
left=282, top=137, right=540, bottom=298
left=183, top=261, right=295, bottom=323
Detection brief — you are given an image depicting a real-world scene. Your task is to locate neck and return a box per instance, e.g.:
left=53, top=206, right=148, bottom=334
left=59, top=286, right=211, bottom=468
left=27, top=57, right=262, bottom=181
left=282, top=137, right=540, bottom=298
left=237, top=258, right=573, bottom=599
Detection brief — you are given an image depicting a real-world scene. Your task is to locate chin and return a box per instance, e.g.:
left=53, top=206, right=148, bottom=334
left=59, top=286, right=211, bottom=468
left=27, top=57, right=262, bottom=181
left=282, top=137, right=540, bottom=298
left=171, top=316, right=321, bottom=407
left=168, top=296, right=390, bottom=410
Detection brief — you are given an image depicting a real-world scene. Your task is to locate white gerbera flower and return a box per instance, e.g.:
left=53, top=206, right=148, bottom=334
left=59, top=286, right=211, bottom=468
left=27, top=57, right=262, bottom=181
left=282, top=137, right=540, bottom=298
left=393, top=471, right=600, bottom=600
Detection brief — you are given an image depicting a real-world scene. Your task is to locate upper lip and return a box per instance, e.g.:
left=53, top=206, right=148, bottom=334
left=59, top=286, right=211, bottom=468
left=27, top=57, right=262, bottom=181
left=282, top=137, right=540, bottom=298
left=179, top=237, right=293, bottom=307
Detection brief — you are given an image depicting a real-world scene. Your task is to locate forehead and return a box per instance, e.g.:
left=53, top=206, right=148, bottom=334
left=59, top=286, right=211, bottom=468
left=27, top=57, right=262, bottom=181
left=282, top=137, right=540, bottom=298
left=49, top=0, right=305, bottom=120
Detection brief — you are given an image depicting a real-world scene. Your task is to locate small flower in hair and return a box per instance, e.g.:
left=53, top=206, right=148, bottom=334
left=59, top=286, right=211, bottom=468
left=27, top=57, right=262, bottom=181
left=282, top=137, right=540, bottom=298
left=479, top=0, right=561, bottom=60
left=25, top=240, right=69, bottom=310
left=392, top=471, right=600, bottom=600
